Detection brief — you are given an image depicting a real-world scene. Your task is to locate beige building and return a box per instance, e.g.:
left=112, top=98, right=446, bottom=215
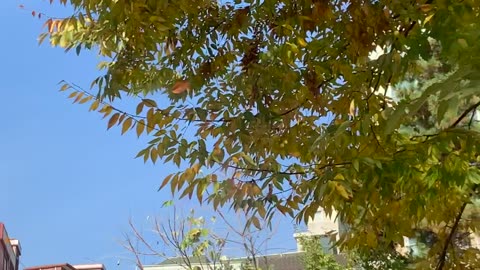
left=293, top=208, right=341, bottom=253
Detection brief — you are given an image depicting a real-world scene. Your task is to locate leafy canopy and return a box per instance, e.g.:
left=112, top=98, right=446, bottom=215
left=40, top=0, right=480, bottom=266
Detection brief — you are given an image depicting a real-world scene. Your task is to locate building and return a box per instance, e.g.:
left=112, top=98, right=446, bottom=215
left=0, top=223, right=21, bottom=270
left=144, top=253, right=304, bottom=270
left=25, top=263, right=106, bottom=270
left=293, top=208, right=342, bottom=254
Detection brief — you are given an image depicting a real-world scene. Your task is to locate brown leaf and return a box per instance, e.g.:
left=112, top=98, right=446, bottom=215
left=107, top=113, right=120, bottom=129
left=172, top=80, right=190, bottom=94
left=419, top=4, right=433, bottom=13
left=118, top=113, right=126, bottom=125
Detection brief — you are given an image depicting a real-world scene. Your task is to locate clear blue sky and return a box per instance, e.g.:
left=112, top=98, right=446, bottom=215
left=0, top=2, right=296, bottom=270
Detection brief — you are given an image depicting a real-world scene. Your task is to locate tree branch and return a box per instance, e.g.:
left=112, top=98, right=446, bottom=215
left=435, top=201, right=468, bottom=270
left=450, top=101, right=480, bottom=128
left=225, top=162, right=351, bottom=176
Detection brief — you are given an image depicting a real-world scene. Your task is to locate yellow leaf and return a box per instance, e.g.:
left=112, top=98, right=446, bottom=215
left=122, top=117, right=133, bottom=134
left=102, top=106, right=113, bottom=118
left=287, top=199, right=299, bottom=210
left=67, top=91, right=78, bottom=98
left=59, top=34, right=68, bottom=48
left=172, top=80, right=190, bottom=94
left=146, top=122, right=154, bottom=134
left=251, top=184, right=261, bottom=196
left=297, top=37, right=307, bottom=47
left=349, top=99, right=355, bottom=117
left=334, top=182, right=351, bottom=200
left=251, top=216, right=261, bottom=230
left=151, top=147, right=158, bottom=163
left=73, top=92, right=84, bottom=103
left=136, top=119, right=145, bottom=137
left=277, top=204, right=290, bottom=215
left=60, top=83, right=70, bottom=91
left=192, top=163, right=201, bottom=173
left=257, top=204, right=266, bottom=218
left=107, top=113, right=120, bottom=129
left=423, top=14, right=434, bottom=26
left=136, top=102, right=144, bottom=114
left=89, top=99, right=100, bottom=111
left=79, top=96, right=92, bottom=104
left=146, top=108, right=155, bottom=125
left=159, top=174, right=173, bottom=191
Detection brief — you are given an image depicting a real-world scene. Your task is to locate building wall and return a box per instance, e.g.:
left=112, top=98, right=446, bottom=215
left=144, top=262, right=243, bottom=270
left=0, top=224, right=17, bottom=270
left=307, top=209, right=339, bottom=236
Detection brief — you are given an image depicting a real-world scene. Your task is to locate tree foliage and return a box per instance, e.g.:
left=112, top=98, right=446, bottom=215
left=125, top=209, right=229, bottom=270
left=299, top=236, right=347, bottom=270
left=124, top=208, right=276, bottom=270
left=38, top=0, right=480, bottom=268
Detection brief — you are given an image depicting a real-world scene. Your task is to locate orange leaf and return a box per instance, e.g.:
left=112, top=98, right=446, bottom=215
left=43, top=18, right=52, bottom=32
left=172, top=80, right=190, bottom=94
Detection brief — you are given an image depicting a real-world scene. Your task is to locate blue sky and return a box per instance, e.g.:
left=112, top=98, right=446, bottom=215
left=0, top=1, right=296, bottom=270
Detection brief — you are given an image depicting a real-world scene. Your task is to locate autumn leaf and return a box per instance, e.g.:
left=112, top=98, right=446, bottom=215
left=122, top=117, right=133, bottom=134
left=47, top=0, right=480, bottom=265
left=172, top=80, right=190, bottom=94
left=107, top=113, right=120, bottom=130
left=136, top=119, right=145, bottom=137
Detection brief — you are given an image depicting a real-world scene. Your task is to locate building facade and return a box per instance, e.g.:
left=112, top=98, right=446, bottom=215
left=293, top=208, right=341, bottom=254
left=0, top=223, right=21, bottom=270
left=25, top=263, right=106, bottom=270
